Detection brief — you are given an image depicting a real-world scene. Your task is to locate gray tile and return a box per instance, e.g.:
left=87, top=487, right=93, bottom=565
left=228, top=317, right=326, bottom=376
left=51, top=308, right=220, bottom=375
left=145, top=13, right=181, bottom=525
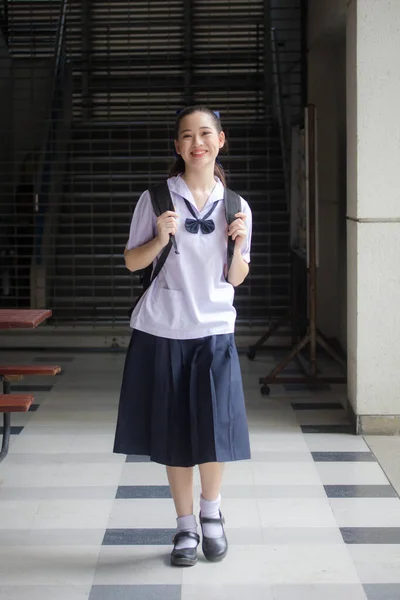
left=0, top=427, right=23, bottom=435
left=364, top=584, right=400, bottom=600
left=33, top=357, right=75, bottom=362
left=284, top=383, right=331, bottom=392
left=10, top=385, right=53, bottom=392
left=116, top=486, right=172, bottom=499
left=28, top=404, right=40, bottom=412
left=126, top=455, right=151, bottom=462
left=341, top=527, right=400, bottom=544
left=325, top=485, right=398, bottom=498
left=292, top=402, right=345, bottom=410
left=302, top=425, right=354, bottom=434
left=312, top=452, right=376, bottom=462
left=103, top=529, right=175, bottom=545
left=90, top=586, right=181, bottom=600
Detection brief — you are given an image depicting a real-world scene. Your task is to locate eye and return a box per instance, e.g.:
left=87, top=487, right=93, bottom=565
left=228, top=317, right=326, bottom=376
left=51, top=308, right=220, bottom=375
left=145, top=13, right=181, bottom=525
left=183, top=134, right=191, bottom=139
left=203, top=131, right=212, bottom=135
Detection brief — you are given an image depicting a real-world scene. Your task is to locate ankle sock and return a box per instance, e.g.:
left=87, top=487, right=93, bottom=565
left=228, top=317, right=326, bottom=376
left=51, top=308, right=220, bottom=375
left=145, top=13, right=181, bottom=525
left=175, top=514, right=198, bottom=550
left=200, top=494, right=223, bottom=538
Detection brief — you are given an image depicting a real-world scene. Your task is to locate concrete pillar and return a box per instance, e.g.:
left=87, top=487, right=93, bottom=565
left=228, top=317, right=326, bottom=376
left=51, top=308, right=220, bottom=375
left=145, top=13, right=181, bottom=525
left=347, top=0, right=400, bottom=433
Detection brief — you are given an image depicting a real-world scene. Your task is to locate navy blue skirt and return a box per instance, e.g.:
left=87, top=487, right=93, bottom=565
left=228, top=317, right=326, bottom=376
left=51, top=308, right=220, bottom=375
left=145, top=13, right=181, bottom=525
left=113, top=329, right=251, bottom=467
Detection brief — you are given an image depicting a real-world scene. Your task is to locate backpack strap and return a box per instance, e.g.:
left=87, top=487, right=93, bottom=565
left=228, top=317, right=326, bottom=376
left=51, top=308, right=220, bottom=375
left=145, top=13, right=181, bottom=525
left=144, top=180, right=176, bottom=290
left=223, top=187, right=242, bottom=273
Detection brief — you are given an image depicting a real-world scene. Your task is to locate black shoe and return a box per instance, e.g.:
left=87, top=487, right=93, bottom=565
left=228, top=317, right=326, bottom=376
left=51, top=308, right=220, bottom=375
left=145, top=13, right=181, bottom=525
left=199, top=511, right=228, bottom=562
left=170, top=531, right=200, bottom=567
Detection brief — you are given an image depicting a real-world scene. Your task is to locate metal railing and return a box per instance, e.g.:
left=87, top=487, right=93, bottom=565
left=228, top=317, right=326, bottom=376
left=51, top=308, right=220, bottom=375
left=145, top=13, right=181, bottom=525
left=33, top=0, right=68, bottom=264
left=270, top=27, right=291, bottom=212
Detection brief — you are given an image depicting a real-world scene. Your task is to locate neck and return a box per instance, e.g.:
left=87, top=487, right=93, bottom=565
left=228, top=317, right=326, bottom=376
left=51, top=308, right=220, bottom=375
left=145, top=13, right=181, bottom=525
left=182, top=165, right=216, bottom=192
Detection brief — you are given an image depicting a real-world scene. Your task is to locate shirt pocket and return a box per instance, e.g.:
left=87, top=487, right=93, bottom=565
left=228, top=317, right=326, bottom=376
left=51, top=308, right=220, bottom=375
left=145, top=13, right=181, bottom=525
left=153, top=288, right=183, bottom=330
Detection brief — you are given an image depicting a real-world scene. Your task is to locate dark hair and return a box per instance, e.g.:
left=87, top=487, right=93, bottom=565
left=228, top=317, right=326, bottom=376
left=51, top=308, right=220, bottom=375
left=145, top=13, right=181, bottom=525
left=169, top=105, right=227, bottom=186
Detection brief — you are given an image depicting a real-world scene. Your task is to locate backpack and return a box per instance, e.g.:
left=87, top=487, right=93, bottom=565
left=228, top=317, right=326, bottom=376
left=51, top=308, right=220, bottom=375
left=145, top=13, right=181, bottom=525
left=129, top=180, right=241, bottom=316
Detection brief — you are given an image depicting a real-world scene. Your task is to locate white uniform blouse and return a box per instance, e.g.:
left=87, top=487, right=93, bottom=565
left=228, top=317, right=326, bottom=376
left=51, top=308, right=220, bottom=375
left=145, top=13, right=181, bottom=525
left=128, top=174, right=252, bottom=340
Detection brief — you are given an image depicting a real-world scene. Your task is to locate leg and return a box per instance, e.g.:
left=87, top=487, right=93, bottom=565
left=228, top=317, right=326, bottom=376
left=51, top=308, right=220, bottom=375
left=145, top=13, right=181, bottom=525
left=198, top=461, right=224, bottom=500
left=166, top=466, right=194, bottom=516
left=198, top=462, right=228, bottom=562
left=166, top=466, right=199, bottom=565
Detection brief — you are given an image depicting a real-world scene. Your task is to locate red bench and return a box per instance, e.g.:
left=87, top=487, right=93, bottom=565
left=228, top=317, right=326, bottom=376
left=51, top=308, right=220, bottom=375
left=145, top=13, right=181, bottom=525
left=0, top=364, right=61, bottom=462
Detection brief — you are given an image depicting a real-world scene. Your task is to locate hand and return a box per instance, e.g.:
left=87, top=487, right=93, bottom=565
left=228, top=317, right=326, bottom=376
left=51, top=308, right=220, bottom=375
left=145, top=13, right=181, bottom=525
left=156, top=210, right=179, bottom=248
left=228, top=212, right=247, bottom=250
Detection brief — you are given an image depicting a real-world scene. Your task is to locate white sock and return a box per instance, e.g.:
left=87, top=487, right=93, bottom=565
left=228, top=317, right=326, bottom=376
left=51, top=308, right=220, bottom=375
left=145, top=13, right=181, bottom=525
left=200, top=494, right=223, bottom=539
left=174, top=514, right=198, bottom=550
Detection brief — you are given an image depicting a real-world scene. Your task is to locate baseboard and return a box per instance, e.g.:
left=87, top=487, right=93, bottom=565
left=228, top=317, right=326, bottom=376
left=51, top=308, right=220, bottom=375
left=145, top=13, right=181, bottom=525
left=348, top=402, right=400, bottom=435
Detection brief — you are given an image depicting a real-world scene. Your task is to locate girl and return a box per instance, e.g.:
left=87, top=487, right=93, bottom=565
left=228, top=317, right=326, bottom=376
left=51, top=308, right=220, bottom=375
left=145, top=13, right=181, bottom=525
left=114, top=106, right=252, bottom=567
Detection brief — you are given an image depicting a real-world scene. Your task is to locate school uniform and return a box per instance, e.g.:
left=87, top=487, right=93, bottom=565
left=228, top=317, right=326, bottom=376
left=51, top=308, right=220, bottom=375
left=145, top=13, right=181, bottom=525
left=113, top=174, right=252, bottom=467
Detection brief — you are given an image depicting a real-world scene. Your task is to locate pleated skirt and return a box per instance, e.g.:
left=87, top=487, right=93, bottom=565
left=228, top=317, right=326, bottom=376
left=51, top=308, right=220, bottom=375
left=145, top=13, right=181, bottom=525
left=113, top=329, right=251, bottom=467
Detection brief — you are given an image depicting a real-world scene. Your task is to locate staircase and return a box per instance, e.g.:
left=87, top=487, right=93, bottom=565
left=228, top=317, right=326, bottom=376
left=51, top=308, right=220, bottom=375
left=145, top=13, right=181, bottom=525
left=5, top=0, right=303, bottom=327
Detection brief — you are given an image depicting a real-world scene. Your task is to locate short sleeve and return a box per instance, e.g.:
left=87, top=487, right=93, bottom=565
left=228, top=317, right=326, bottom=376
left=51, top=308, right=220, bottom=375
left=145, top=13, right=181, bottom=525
left=126, top=190, right=157, bottom=250
left=240, top=197, right=252, bottom=263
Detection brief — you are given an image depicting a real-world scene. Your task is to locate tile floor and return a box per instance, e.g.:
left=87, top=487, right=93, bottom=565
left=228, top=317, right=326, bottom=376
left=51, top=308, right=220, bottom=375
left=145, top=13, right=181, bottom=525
left=0, top=347, right=399, bottom=600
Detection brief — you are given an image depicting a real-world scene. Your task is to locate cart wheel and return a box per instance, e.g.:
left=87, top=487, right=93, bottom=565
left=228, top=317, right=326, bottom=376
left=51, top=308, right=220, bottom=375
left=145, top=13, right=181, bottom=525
left=247, top=347, right=256, bottom=361
left=260, top=385, right=270, bottom=396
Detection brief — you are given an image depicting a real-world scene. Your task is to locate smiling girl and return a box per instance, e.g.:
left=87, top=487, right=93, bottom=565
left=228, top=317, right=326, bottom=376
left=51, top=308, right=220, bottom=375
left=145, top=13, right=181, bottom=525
left=114, top=106, right=252, bottom=567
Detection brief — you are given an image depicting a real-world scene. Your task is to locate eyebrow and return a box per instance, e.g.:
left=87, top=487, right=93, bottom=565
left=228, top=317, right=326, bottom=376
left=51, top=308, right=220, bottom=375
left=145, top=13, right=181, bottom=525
left=180, top=127, right=213, bottom=134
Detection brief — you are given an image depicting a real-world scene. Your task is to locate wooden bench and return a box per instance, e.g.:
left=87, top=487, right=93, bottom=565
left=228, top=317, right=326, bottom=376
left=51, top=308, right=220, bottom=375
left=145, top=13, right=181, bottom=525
left=0, top=364, right=61, bottom=462
left=0, top=394, right=34, bottom=462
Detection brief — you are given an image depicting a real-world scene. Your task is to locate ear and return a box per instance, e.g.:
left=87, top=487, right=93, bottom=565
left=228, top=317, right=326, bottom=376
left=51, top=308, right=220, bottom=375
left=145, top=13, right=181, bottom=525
left=174, top=140, right=180, bottom=155
left=219, top=131, right=226, bottom=149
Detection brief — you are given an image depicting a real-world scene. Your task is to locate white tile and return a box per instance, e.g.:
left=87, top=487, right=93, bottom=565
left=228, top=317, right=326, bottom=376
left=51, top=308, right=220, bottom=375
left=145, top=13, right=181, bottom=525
left=0, top=501, right=40, bottom=529
left=0, top=585, right=92, bottom=600
left=31, top=499, right=114, bottom=529
left=252, top=463, right=321, bottom=486
left=262, top=528, right=344, bottom=545
left=181, top=584, right=274, bottom=600
left=304, top=434, right=370, bottom=452
left=329, top=498, right=400, bottom=528
left=53, top=463, right=123, bottom=487
left=0, top=464, right=60, bottom=487
left=257, top=498, right=338, bottom=528
left=108, top=499, right=176, bottom=529
left=120, top=463, right=169, bottom=486
left=93, top=546, right=182, bottom=585
left=348, top=545, right=400, bottom=583
left=316, top=463, right=390, bottom=485
left=8, top=435, right=72, bottom=454
left=0, top=546, right=99, bottom=585
left=249, top=433, right=310, bottom=453
left=182, top=545, right=360, bottom=585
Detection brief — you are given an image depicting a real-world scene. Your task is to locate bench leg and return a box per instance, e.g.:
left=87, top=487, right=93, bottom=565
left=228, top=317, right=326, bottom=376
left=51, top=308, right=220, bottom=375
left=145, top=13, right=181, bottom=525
left=0, top=378, right=11, bottom=462
left=0, top=413, right=11, bottom=462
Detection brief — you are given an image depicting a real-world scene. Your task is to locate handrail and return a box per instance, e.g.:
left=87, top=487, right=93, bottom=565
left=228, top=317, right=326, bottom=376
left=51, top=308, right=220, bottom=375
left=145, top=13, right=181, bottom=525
left=0, top=0, right=8, bottom=45
left=270, top=27, right=291, bottom=212
left=34, top=0, right=68, bottom=207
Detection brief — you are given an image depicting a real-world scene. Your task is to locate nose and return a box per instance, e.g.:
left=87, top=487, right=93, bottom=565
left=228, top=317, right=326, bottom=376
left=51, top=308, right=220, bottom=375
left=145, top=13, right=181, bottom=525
left=192, top=134, right=204, bottom=146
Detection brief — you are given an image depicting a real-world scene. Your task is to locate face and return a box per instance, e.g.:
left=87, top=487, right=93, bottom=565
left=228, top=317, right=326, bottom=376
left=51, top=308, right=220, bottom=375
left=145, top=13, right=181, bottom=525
left=174, top=111, right=225, bottom=170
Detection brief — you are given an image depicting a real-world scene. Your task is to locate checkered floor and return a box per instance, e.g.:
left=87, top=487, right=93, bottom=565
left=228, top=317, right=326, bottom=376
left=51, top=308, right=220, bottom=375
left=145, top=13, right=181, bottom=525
left=0, top=346, right=399, bottom=600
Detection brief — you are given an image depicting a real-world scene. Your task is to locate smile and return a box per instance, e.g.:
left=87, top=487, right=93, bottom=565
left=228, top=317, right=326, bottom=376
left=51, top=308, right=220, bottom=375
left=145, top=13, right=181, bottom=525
left=191, top=150, right=207, bottom=157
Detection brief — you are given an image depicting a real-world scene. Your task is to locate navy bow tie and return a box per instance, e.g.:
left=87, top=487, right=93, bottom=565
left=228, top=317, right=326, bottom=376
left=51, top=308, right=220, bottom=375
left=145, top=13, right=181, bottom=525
left=184, top=199, right=218, bottom=235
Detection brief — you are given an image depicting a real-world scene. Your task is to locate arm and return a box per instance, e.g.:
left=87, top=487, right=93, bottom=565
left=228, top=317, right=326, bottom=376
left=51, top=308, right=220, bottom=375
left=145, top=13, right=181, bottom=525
left=124, top=237, right=164, bottom=272
left=227, top=201, right=252, bottom=286
left=124, top=208, right=179, bottom=273
left=228, top=246, right=250, bottom=287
